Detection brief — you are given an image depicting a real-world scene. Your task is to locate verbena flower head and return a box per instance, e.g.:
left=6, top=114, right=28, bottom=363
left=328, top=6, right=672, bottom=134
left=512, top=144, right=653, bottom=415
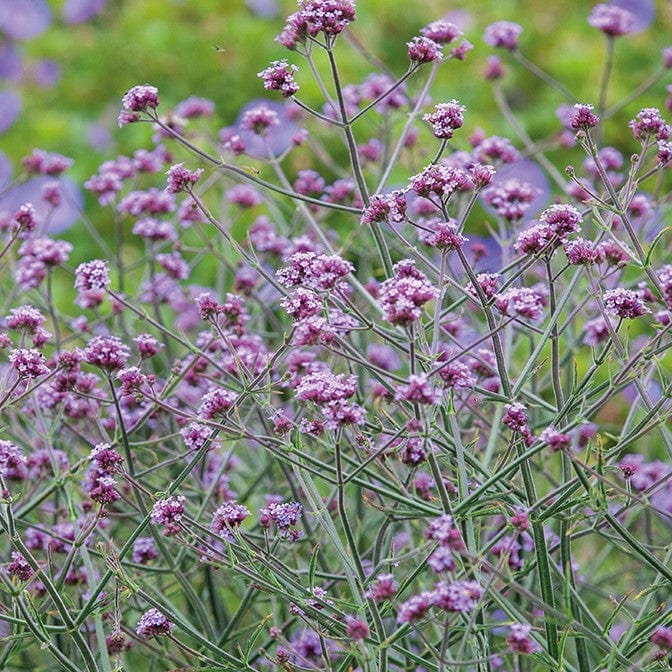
left=9, top=348, right=49, bottom=379
left=132, top=537, right=158, bottom=564
left=483, top=179, right=540, bottom=222
left=75, top=259, right=110, bottom=308
left=84, top=335, right=131, bottom=371
left=484, top=21, right=522, bottom=50
left=89, top=443, right=123, bottom=472
left=165, top=163, right=203, bottom=194
left=495, top=287, right=546, bottom=321
left=423, top=101, right=465, bottom=139
left=211, top=500, right=251, bottom=540
left=365, top=573, right=398, bottom=601
left=6, top=305, right=46, bottom=333
left=198, top=388, right=238, bottom=419
left=571, top=103, right=600, bottom=130
left=173, top=95, right=215, bottom=118
left=396, top=591, right=434, bottom=623
left=296, top=369, right=356, bottom=404
left=150, top=495, right=185, bottom=536
left=136, top=608, right=174, bottom=639
left=276, top=251, right=353, bottom=290
left=407, top=36, right=443, bottom=64
left=507, top=623, right=542, bottom=654
left=410, top=164, right=470, bottom=200
left=539, top=203, right=583, bottom=237
left=425, top=514, right=465, bottom=549
left=420, top=19, right=462, bottom=44
left=629, top=107, right=669, bottom=141
left=651, top=626, right=672, bottom=651
left=588, top=3, right=634, bottom=36
left=540, top=426, right=572, bottom=452
left=13, top=204, right=38, bottom=234
left=418, top=218, right=467, bottom=250
left=258, top=60, right=299, bottom=97
left=378, top=259, right=438, bottom=326
left=345, top=617, right=369, bottom=641
left=433, top=579, right=483, bottom=612
left=0, top=440, right=26, bottom=479
left=515, top=222, right=555, bottom=255
left=23, top=148, right=73, bottom=176
left=360, top=190, right=406, bottom=225
left=563, top=237, right=604, bottom=265
left=297, top=0, right=356, bottom=39
left=241, top=105, right=280, bottom=135
left=259, top=500, right=303, bottom=539
left=6, top=552, right=33, bottom=581
left=395, top=373, right=442, bottom=405
left=121, top=85, right=159, bottom=113
left=603, top=288, right=651, bottom=319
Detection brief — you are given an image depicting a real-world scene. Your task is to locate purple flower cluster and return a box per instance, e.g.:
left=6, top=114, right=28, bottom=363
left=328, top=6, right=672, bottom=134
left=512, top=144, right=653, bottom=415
left=259, top=499, right=303, bottom=540
left=377, top=259, right=438, bottom=326
left=136, top=608, right=174, bottom=639
left=276, top=251, right=353, bottom=290
left=484, top=21, right=522, bottom=50
left=423, top=101, right=465, bottom=139
left=494, top=287, right=546, bottom=322
left=396, top=579, right=483, bottom=623
left=150, top=495, right=186, bottom=536
left=210, top=500, right=251, bottom=540
left=603, top=288, right=650, bottom=319
left=258, top=60, right=300, bottom=97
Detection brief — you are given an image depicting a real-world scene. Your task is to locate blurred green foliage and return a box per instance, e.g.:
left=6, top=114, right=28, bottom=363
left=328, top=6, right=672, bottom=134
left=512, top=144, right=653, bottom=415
left=4, top=0, right=671, bottom=180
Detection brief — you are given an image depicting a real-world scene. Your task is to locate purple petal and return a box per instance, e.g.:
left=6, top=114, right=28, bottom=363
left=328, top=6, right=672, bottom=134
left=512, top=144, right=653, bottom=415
left=0, top=90, right=21, bottom=133
left=0, top=0, right=51, bottom=40
left=0, top=150, right=12, bottom=191
left=0, top=41, right=23, bottom=82
left=0, top=176, right=83, bottom=233
left=62, top=0, right=108, bottom=24
left=610, top=0, right=654, bottom=32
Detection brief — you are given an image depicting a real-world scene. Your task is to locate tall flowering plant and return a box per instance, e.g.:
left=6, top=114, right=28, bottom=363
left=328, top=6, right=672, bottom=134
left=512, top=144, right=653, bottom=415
left=0, top=1, right=671, bottom=671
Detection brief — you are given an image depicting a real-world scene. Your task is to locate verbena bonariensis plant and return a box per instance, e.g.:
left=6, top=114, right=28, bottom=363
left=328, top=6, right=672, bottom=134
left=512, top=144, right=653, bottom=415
left=1, top=2, right=671, bottom=671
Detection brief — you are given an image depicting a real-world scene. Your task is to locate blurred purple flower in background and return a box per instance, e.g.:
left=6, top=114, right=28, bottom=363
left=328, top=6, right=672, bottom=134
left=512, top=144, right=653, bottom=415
left=0, top=42, right=23, bottom=82
left=221, top=98, right=298, bottom=158
left=609, top=0, right=654, bottom=33
left=0, top=177, right=83, bottom=234
left=87, top=122, right=113, bottom=152
left=0, top=0, right=52, bottom=40
left=487, top=157, right=551, bottom=220
left=62, top=0, right=108, bottom=24
left=0, top=151, right=11, bottom=191
left=0, top=90, right=21, bottom=133
left=34, top=59, right=61, bottom=88
left=245, top=0, right=279, bottom=19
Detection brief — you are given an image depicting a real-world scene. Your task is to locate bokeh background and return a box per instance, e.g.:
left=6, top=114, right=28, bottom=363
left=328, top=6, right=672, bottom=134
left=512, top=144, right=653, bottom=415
left=1, top=0, right=671, bottom=255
